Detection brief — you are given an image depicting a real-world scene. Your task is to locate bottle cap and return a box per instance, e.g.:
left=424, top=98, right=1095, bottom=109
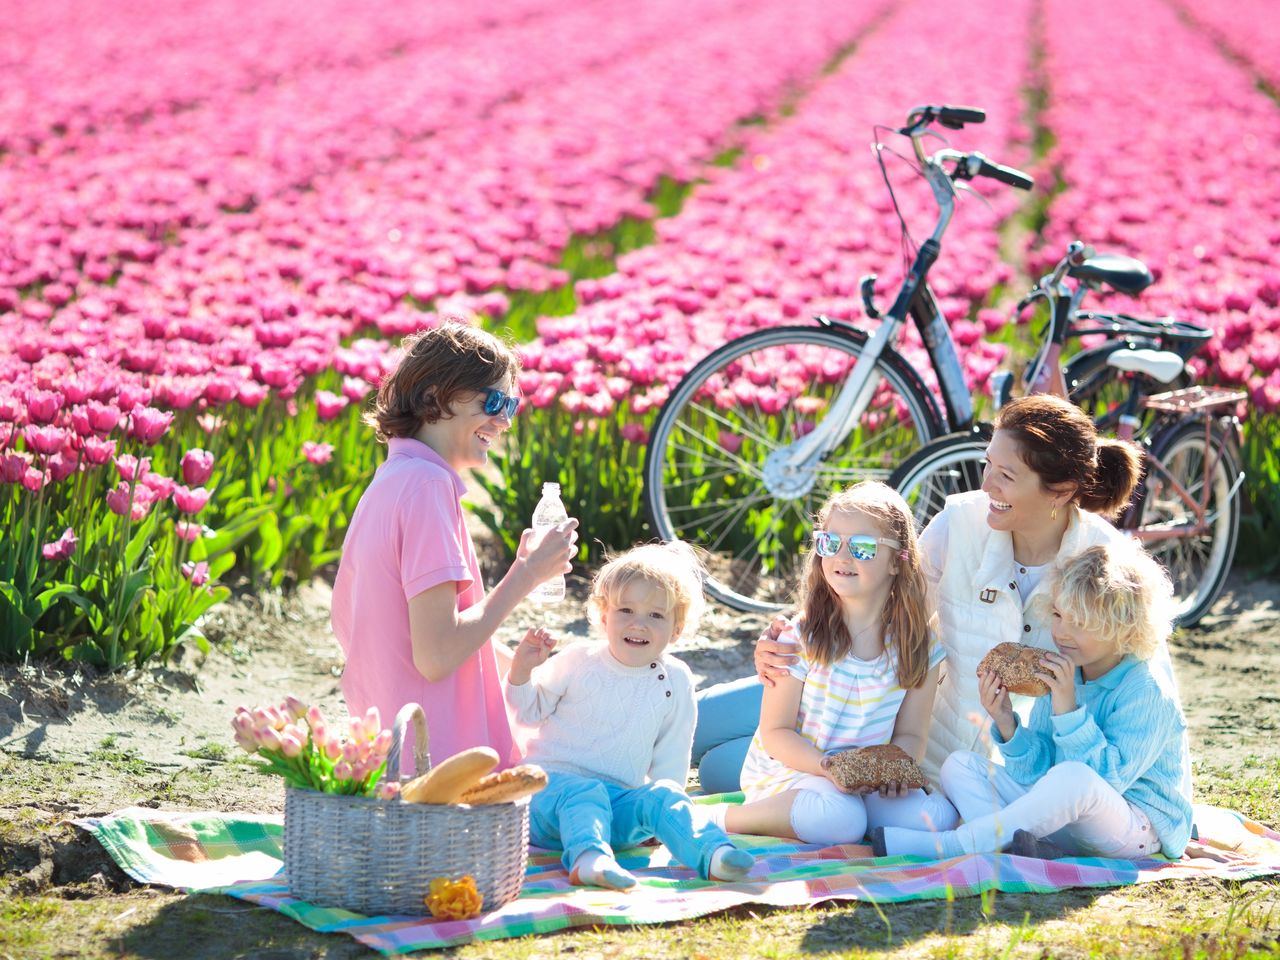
left=542, top=482, right=561, bottom=494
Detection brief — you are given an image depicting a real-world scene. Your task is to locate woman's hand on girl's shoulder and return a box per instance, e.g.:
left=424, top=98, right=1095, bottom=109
left=755, top=615, right=800, bottom=687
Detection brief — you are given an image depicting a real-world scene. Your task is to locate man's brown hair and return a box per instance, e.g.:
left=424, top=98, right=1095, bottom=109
left=365, top=321, right=521, bottom=442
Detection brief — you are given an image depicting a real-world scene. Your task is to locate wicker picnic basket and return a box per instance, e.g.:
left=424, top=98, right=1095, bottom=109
left=282, top=703, right=530, bottom=916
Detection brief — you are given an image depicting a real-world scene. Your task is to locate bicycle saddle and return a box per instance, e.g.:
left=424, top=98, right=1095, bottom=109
left=1068, top=254, right=1154, bottom=297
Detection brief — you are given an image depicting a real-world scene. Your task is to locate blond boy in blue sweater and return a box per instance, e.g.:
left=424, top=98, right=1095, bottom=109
left=874, top=541, right=1192, bottom=861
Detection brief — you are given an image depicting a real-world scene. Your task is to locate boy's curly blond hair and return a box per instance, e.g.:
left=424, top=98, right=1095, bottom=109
left=1047, top=542, right=1175, bottom=660
left=587, top=541, right=706, bottom=640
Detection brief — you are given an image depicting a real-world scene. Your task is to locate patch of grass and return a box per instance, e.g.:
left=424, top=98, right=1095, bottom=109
left=0, top=896, right=61, bottom=953
left=85, top=747, right=149, bottom=778
left=181, top=741, right=228, bottom=762
left=1194, top=757, right=1280, bottom=826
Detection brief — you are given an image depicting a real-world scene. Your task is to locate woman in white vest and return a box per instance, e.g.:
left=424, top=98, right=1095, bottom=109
left=693, top=395, right=1180, bottom=791
left=913, top=395, right=1145, bottom=782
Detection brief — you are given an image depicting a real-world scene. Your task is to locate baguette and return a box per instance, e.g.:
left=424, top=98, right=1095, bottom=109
left=457, top=764, right=548, bottom=805
left=401, top=746, right=500, bottom=804
left=977, top=642, right=1051, bottom=697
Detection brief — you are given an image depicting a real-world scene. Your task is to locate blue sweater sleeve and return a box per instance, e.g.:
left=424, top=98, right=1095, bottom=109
left=1050, top=674, right=1182, bottom=794
left=994, top=698, right=1054, bottom=784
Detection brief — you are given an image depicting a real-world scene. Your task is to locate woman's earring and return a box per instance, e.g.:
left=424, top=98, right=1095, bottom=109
left=1050, top=503, right=1059, bottom=520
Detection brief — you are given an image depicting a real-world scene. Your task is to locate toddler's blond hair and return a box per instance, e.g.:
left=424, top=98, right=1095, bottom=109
left=1048, top=542, right=1175, bottom=660
left=587, top=541, right=706, bottom=640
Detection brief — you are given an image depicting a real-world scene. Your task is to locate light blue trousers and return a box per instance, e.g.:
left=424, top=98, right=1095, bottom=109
left=692, top=676, right=763, bottom=794
left=529, top=773, right=733, bottom=879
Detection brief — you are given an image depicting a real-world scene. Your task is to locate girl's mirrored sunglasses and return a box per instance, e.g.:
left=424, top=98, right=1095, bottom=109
left=812, top=531, right=902, bottom=561
left=482, top=388, right=521, bottom=419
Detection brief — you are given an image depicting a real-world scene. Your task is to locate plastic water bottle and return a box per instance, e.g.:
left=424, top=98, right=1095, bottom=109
left=529, top=482, right=568, bottom=604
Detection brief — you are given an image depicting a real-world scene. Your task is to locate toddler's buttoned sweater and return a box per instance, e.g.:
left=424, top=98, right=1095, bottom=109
left=505, top=642, right=696, bottom=788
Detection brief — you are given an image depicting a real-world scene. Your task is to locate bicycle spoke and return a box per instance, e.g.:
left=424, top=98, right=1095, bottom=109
left=706, top=492, right=774, bottom=553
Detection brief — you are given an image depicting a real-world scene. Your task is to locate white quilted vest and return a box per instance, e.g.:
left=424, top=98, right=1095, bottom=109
left=921, top=491, right=1126, bottom=784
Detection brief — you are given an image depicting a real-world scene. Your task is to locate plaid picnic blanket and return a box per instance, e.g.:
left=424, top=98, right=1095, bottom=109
left=75, top=801, right=1280, bottom=955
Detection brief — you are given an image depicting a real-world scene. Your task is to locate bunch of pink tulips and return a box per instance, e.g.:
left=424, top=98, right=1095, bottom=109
left=232, top=696, right=399, bottom=799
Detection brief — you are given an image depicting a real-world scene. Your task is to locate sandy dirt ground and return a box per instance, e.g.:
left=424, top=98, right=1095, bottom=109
left=2, top=561, right=1278, bottom=821
left=0, top=541, right=1277, bottom=957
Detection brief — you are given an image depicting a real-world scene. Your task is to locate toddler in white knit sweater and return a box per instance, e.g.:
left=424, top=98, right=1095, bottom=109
left=505, top=541, right=754, bottom=890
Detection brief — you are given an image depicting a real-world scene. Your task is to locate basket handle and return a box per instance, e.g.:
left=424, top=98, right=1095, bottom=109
left=387, top=702, right=431, bottom=780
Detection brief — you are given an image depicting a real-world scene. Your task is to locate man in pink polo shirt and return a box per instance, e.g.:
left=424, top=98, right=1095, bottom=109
left=331, top=322, right=577, bottom=774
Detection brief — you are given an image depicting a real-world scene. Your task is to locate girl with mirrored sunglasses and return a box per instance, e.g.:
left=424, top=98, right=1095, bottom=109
left=699, top=481, right=958, bottom=847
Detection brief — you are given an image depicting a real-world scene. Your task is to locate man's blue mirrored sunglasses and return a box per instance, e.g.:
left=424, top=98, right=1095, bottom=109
left=482, top=388, right=521, bottom=419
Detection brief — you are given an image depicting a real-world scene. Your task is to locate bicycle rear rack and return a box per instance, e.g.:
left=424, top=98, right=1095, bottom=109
left=1143, top=385, right=1247, bottom=414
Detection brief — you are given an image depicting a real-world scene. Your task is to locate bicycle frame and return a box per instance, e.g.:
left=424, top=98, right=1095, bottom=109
left=761, top=131, right=976, bottom=489
left=1124, top=392, right=1248, bottom=542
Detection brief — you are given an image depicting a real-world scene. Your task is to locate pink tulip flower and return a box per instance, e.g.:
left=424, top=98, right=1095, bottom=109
left=173, top=485, right=212, bottom=514
left=314, top=390, right=349, bottom=421
left=126, top=406, right=174, bottom=444
left=24, top=424, right=68, bottom=457
left=175, top=520, right=203, bottom=542
left=302, top=441, right=334, bottom=465
left=24, top=389, right=63, bottom=425
left=41, top=527, right=78, bottom=562
left=180, top=448, right=215, bottom=485
left=280, top=731, right=304, bottom=758
left=181, top=560, right=210, bottom=586
left=141, top=472, right=176, bottom=500
left=234, top=731, right=259, bottom=754
left=257, top=726, right=284, bottom=752
left=114, top=455, right=152, bottom=482
left=85, top=401, right=120, bottom=434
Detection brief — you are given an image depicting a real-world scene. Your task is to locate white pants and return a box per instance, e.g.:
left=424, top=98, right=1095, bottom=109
left=787, top=773, right=960, bottom=846
left=939, top=751, right=1157, bottom=857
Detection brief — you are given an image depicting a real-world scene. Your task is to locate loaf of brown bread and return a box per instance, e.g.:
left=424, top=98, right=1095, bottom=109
left=825, top=744, right=929, bottom=792
left=977, top=642, right=1051, bottom=696
left=456, top=764, right=549, bottom=805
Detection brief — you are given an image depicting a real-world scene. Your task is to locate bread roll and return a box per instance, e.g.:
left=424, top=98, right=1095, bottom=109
left=977, top=642, right=1051, bottom=696
left=825, top=744, right=928, bottom=792
left=457, top=764, right=549, bottom=805
left=401, top=747, right=500, bottom=804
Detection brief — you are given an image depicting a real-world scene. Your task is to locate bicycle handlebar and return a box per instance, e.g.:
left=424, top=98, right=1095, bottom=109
left=900, top=104, right=986, bottom=134
left=971, top=153, right=1034, bottom=190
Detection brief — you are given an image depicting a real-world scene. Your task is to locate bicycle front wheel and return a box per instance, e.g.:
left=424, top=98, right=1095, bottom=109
left=643, top=324, right=944, bottom=613
left=1132, top=418, right=1240, bottom=627
left=888, top=426, right=992, bottom=529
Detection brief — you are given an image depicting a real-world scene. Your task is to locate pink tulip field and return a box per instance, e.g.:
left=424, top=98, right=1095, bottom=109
left=4, top=0, right=1280, bottom=667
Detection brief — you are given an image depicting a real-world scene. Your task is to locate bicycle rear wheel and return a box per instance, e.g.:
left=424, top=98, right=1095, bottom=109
left=1131, top=418, right=1240, bottom=627
left=643, top=324, right=944, bottom=613
left=889, top=426, right=992, bottom=529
